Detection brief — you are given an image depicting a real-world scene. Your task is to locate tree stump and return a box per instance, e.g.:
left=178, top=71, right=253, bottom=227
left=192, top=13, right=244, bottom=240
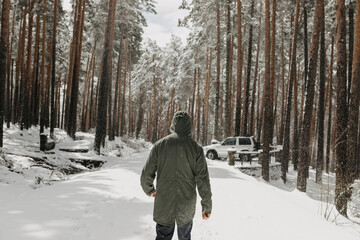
left=228, top=150, right=237, bottom=166
left=40, top=134, right=55, bottom=151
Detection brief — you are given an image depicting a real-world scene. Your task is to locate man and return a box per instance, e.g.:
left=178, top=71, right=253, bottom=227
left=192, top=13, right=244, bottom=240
left=141, top=111, right=212, bottom=240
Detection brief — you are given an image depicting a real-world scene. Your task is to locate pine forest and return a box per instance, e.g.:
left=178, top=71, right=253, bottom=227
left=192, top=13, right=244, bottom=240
left=1, top=0, right=360, bottom=230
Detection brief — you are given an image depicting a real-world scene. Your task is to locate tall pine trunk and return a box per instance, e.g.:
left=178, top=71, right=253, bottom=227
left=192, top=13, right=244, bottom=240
left=0, top=0, right=10, bottom=147
left=242, top=0, right=254, bottom=136
left=345, top=0, right=360, bottom=209
left=50, top=0, right=58, bottom=138
left=297, top=0, right=323, bottom=192
left=22, top=0, right=34, bottom=130
left=334, top=0, right=348, bottom=216
left=234, top=0, right=243, bottom=136
left=281, top=0, right=301, bottom=183
left=224, top=0, right=232, bottom=137
left=325, top=36, right=334, bottom=174
left=315, top=6, right=326, bottom=184
left=94, top=0, right=117, bottom=153
left=67, top=0, right=86, bottom=139
left=260, top=0, right=272, bottom=181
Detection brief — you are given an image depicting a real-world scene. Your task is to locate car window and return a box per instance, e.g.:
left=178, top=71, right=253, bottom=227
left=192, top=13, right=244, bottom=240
left=222, top=138, right=236, bottom=145
left=239, top=138, right=251, bottom=145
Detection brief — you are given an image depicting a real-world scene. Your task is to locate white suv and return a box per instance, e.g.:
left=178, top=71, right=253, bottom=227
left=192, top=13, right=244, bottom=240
left=204, top=136, right=260, bottom=160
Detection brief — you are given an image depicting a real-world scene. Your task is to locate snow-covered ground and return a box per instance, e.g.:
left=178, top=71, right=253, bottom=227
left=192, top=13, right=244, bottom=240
left=1, top=125, right=360, bottom=239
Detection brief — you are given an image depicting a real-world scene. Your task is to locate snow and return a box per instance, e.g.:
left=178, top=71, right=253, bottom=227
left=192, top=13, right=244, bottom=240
left=1, top=126, right=360, bottom=239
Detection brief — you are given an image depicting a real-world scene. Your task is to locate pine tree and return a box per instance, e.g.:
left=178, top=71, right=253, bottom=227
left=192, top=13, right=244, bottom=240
left=242, top=0, right=254, bottom=136
left=334, top=0, right=348, bottom=216
left=0, top=0, right=10, bottom=147
left=50, top=0, right=58, bottom=138
left=281, top=0, right=301, bottom=183
left=260, top=0, right=272, bottom=182
left=297, top=0, right=324, bottom=192
left=315, top=4, right=326, bottom=184
left=94, top=0, right=117, bottom=153
left=345, top=0, right=360, bottom=211
left=224, top=0, right=232, bottom=137
left=67, top=0, right=86, bottom=139
left=234, top=0, right=243, bottom=137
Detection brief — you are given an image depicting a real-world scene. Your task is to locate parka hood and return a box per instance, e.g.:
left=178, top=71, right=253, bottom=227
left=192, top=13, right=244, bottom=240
left=170, top=111, right=192, bottom=137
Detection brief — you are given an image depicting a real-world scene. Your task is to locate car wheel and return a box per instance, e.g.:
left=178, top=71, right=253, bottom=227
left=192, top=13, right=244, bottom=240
left=206, top=150, right=218, bottom=160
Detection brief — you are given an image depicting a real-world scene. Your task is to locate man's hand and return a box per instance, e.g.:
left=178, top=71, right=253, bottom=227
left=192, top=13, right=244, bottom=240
left=149, top=192, right=156, bottom=197
left=202, top=212, right=211, bottom=220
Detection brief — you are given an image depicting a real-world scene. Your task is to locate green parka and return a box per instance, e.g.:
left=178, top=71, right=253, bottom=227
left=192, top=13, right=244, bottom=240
left=140, top=111, right=212, bottom=226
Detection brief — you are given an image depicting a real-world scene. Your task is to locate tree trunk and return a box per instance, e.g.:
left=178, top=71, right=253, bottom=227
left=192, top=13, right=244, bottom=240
left=242, top=0, right=254, bottom=136
left=303, top=5, right=309, bottom=95
left=151, top=54, right=158, bottom=143
left=348, top=2, right=355, bottom=105
left=120, top=35, right=129, bottom=136
left=269, top=0, right=277, bottom=142
left=224, top=0, right=232, bottom=137
left=31, top=12, right=41, bottom=126
left=203, top=49, right=211, bottom=145
left=191, top=67, right=197, bottom=129
left=94, top=0, right=117, bottom=153
left=297, top=0, right=323, bottom=192
left=50, top=0, right=58, bottom=138
left=334, top=0, right=348, bottom=216
left=291, top=65, right=300, bottom=173
left=136, top=87, right=145, bottom=139
left=345, top=0, right=360, bottom=207
left=40, top=0, right=47, bottom=133
left=315, top=6, right=326, bottom=184
left=281, top=0, right=301, bottom=183
left=67, top=0, right=86, bottom=139
left=325, top=36, right=335, bottom=174
left=128, top=48, right=133, bottom=136
left=111, top=35, right=122, bottom=139
left=278, top=23, right=285, bottom=145
left=234, top=0, right=243, bottom=137
left=260, top=0, right=272, bottom=181
left=21, top=0, right=35, bottom=130
left=0, top=0, right=10, bottom=147
left=250, top=5, right=262, bottom=136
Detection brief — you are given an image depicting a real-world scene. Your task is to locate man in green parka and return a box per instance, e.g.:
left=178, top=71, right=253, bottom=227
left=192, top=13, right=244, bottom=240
left=141, top=111, right=212, bottom=240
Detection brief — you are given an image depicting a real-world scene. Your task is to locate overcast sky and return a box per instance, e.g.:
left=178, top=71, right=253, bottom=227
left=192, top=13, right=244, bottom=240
left=143, top=0, right=190, bottom=47
left=62, top=0, right=190, bottom=47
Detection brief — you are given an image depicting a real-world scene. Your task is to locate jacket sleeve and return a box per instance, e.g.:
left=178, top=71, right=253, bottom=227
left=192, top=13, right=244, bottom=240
left=195, top=145, right=212, bottom=213
left=140, top=145, right=158, bottom=195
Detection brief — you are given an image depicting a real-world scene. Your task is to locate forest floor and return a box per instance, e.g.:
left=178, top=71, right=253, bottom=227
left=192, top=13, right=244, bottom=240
left=1, top=125, right=360, bottom=239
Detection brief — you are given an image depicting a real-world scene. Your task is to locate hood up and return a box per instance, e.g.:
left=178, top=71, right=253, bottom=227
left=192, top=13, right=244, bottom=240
left=170, top=111, right=192, bottom=137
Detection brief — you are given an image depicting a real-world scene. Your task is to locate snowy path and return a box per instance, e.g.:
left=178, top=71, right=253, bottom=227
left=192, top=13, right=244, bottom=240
left=1, top=150, right=359, bottom=240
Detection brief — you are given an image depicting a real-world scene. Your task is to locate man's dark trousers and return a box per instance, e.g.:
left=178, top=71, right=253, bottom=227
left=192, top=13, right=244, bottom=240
left=156, top=220, right=193, bottom=240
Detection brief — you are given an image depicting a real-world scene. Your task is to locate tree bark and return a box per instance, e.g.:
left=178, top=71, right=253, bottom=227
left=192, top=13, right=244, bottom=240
left=242, top=0, right=254, bottom=136
left=234, top=0, right=243, bottom=137
left=260, top=0, right=272, bottom=181
left=346, top=0, right=360, bottom=206
left=281, top=0, right=301, bottom=183
left=0, top=0, right=10, bottom=147
left=297, top=0, right=323, bottom=192
left=40, top=0, right=47, bottom=133
left=315, top=5, right=326, bottom=184
left=334, top=0, right=348, bottom=216
left=224, top=0, right=232, bottom=137
left=214, top=4, right=221, bottom=141
left=325, top=36, right=335, bottom=174
left=348, top=2, right=355, bottom=105
left=67, top=0, right=85, bottom=138
left=21, top=0, right=35, bottom=130
left=50, top=0, right=58, bottom=138
left=94, top=0, right=117, bottom=153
